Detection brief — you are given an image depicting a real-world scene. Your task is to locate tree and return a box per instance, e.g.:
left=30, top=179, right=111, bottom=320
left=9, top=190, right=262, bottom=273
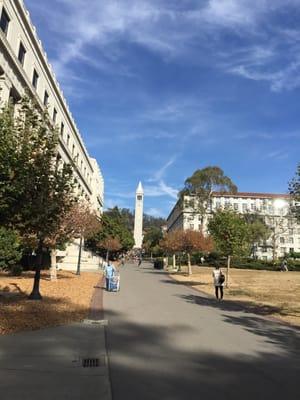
left=160, top=230, right=213, bottom=274
left=289, top=164, right=300, bottom=221
left=243, top=214, right=271, bottom=258
left=208, top=210, right=250, bottom=286
left=86, top=208, right=134, bottom=256
left=180, top=230, right=213, bottom=275
left=98, top=236, right=122, bottom=262
left=0, top=98, right=75, bottom=299
left=143, top=226, right=163, bottom=257
left=160, top=230, right=183, bottom=270
left=45, top=202, right=101, bottom=278
left=0, top=227, right=22, bottom=270
left=181, top=166, right=237, bottom=218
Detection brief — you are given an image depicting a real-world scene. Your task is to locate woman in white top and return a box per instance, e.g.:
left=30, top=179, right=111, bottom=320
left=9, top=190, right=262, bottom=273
left=212, top=265, right=224, bottom=300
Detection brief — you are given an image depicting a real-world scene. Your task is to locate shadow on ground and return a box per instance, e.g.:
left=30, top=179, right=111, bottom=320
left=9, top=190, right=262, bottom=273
left=104, top=307, right=300, bottom=400
left=176, top=292, right=300, bottom=322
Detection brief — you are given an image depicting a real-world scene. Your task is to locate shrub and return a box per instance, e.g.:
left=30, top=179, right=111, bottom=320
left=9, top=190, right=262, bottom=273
left=0, top=227, right=22, bottom=270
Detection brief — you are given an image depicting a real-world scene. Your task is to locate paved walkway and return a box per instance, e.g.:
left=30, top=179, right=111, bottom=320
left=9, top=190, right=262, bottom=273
left=104, top=262, right=300, bottom=400
left=0, top=276, right=111, bottom=400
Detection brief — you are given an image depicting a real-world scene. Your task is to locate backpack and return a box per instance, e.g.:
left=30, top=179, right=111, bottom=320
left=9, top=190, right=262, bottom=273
left=219, top=272, right=225, bottom=284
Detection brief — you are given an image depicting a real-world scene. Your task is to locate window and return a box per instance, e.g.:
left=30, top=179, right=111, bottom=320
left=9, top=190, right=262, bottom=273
left=67, top=134, right=70, bottom=146
left=18, top=42, right=26, bottom=66
left=289, top=229, right=293, bottom=235
left=43, top=91, right=49, bottom=106
left=280, top=247, right=286, bottom=253
left=53, top=108, right=57, bottom=123
left=216, top=201, right=221, bottom=209
left=32, top=69, right=39, bottom=89
left=72, top=144, right=75, bottom=155
left=234, top=203, right=238, bottom=211
left=60, top=122, right=64, bottom=137
left=0, top=7, right=10, bottom=36
left=137, top=195, right=142, bottom=200
left=289, top=237, right=294, bottom=244
left=242, top=203, right=247, bottom=212
left=190, top=224, right=194, bottom=230
left=280, top=237, right=285, bottom=244
left=198, top=224, right=202, bottom=231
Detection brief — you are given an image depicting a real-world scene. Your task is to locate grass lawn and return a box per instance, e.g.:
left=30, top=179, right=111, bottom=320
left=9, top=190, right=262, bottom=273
left=0, top=270, right=102, bottom=335
left=170, top=265, right=300, bottom=326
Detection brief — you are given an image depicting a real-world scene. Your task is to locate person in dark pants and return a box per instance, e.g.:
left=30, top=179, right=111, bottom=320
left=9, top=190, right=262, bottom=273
left=212, top=265, right=225, bottom=300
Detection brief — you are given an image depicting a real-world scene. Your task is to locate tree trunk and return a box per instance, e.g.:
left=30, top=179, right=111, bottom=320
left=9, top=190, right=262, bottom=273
left=106, top=250, right=109, bottom=263
left=226, top=255, right=231, bottom=288
left=187, top=253, right=192, bottom=275
left=173, top=254, right=176, bottom=270
left=29, top=241, right=43, bottom=300
left=50, top=249, right=57, bottom=281
left=76, top=235, right=83, bottom=275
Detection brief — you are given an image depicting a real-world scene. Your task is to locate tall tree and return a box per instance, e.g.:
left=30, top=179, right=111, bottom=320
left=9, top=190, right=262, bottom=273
left=289, top=163, right=300, bottom=221
left=0, top=98, right=75, bottom=299
left=181, top=166, right=237, bottom=219
left=208, top=209, right=250, bottom=286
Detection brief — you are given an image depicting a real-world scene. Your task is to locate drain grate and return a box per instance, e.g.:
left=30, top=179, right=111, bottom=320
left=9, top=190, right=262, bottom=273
left=82, top=358, right=100, bottom=368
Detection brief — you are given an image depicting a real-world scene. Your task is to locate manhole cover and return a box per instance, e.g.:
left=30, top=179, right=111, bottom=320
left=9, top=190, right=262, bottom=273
left=82, top=358, right=100, bottom=368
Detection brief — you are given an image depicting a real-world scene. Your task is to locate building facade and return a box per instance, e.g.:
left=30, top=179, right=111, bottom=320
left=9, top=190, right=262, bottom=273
left=0, top=0, right=104, bottom=214
left=167, top=192, right=300, bottom=260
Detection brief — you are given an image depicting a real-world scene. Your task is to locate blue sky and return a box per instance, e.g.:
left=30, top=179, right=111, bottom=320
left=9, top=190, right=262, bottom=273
left=26, top=0, right=300, bottom=217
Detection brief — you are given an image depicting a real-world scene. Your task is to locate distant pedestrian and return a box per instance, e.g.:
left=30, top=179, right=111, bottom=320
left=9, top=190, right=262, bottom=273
left=104, top=262, right=116, bottom=290
left=200, top=256, right=205, bottom=265
left=138, top=255, right=142, bottom=267
left=212, top=265, right=225, bottom=300
left=280, top=259, right=288, bottom=272
left=120, top=254, right=125, bottom=266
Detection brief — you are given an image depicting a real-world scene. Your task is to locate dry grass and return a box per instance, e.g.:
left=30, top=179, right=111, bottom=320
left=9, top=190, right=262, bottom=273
left=170, top=266, right=300, bottom=326
left=0, top=270, right=102, bottom=335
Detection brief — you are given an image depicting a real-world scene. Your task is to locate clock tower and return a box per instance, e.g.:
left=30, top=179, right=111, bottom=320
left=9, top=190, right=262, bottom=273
left=134, top=182, right=144, bottom=248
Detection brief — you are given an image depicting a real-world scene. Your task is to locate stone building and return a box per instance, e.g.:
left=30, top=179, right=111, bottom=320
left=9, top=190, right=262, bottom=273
left=167, top=192, right=300, bottom=260
left=0, top=0, right=104, bottom=269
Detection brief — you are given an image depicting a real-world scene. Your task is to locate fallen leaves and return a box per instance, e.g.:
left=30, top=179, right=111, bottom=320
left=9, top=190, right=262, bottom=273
left=0, top=270, right=102, bottom=335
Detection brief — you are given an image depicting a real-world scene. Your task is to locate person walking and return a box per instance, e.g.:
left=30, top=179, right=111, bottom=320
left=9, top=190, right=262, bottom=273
left=138, top=255, right=142, bottom=267
left=212, top=264, right=225, bottom=300
left=280, top=258, right=288, bottom=272
left=104, top=262, right=116, bottom=291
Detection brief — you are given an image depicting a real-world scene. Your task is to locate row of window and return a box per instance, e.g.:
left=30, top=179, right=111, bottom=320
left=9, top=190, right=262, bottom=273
left=214, top=201, right=286, bottom=214
left=1, top=6, right=92, bottom=186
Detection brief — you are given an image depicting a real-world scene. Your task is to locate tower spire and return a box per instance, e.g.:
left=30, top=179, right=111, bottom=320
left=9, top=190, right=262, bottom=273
left=133, top=182, right=144, bottom=248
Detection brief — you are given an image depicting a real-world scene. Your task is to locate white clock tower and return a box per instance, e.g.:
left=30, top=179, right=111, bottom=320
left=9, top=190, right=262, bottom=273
left=134, top=182, right=144, bottom=248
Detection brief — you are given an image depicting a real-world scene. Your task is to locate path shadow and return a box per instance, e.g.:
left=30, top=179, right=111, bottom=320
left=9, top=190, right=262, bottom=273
left=103, top=307, right=300, bottom=400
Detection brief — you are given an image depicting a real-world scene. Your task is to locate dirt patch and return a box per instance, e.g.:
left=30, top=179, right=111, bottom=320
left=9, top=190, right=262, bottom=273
left=170, top=266, right=300, bottom=326
left=0, top=270, right=102, bottom=335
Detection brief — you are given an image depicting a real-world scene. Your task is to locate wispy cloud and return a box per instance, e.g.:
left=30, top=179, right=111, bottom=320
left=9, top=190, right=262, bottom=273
left=264, top=150, right=289, bottom=160
left=144, top=181, right=178, bottom=199
left=29, top=0, right=300, bottom=93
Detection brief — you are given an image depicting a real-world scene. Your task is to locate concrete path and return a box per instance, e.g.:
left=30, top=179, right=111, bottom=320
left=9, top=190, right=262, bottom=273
left=104, top=262, right=300, bottom=400
left=0, top=279, right=111, bottom=400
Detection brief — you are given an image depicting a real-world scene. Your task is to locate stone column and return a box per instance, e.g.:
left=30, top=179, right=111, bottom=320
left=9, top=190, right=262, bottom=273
left=0, top=76, right=12, bottom=108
